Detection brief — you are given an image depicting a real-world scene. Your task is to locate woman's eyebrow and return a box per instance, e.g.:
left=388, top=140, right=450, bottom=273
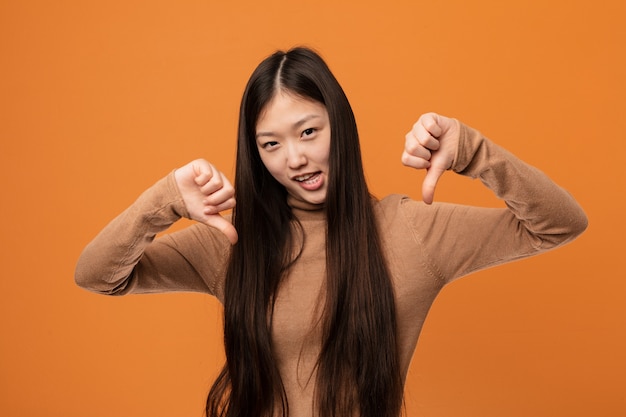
left=293, top=114, right=321, bottom=129
left=256, top=114, right=322, bottom=139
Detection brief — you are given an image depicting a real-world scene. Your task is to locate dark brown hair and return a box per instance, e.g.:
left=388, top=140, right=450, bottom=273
left=206, top=47, right=403, bottom=417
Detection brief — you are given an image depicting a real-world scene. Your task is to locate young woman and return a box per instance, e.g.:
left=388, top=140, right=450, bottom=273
left=75, top=47, right=587, bottom=417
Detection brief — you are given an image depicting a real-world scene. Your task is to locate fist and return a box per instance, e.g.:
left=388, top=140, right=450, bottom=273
left=401, top=113, right=459, bottom=204
left=174, top=159, right=238, bottom=244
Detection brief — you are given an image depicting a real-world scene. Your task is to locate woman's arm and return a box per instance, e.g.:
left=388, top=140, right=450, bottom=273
left=401, top=113, right=588, bottom=283
left=74, top=160, right=236, bottom=296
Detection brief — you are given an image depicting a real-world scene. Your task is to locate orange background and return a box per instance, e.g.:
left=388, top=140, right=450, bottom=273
left=1, top=1, right=624, bottom=416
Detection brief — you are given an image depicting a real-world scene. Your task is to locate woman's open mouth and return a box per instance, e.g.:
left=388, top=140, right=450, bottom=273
left=294, top=172, right=323, bottom=191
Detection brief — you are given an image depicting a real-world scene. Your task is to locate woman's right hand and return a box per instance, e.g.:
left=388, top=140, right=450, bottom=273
left=174, top=159, right=238, bottom=244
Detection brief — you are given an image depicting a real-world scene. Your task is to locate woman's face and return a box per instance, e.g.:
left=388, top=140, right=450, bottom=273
left=255, top=91, right=331, bottom=205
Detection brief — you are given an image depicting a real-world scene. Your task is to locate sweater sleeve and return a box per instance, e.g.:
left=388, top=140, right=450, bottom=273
left=400, top=120, right=588, bottom=284
left=74, top=171, right=231, bottom=297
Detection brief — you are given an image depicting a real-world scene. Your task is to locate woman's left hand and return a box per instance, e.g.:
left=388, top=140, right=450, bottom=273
left=401, top=112, right=459, bottom=204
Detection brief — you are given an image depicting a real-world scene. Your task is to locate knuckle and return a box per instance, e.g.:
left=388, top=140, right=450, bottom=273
left=405, top=141, right=419, bottom=154
left=423, top=119, right=436, bottom=132
left=212, top=175, right=224, bottom=188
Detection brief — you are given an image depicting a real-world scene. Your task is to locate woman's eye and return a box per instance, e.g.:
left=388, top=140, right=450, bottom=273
left=302, top=128, right=315, bottom=137
left=262, top=141, right=279, bottom=150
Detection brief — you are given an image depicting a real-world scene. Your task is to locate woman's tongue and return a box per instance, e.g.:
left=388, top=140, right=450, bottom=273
left=296, top=172, right=323, bottom=191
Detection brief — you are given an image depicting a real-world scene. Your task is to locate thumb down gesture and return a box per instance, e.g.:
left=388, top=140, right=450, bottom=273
left=401, top=113, right=459, bottom=204
left=174, top=159, right=238, bottom=244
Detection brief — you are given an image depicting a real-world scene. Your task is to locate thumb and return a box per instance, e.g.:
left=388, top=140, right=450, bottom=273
left=422, top=165, right=446, bottom=205
left=205, top=214, right=239, bottom=245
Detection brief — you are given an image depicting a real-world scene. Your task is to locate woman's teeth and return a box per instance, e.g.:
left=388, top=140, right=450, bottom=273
left=295, top=173, right=317, bottom=182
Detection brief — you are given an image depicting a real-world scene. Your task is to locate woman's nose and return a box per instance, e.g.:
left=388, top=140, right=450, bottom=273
left=286, top=143, right=307, bottom=169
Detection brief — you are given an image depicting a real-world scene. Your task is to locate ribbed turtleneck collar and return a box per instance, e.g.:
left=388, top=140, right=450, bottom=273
left=286, top=195, right=326, bottom=221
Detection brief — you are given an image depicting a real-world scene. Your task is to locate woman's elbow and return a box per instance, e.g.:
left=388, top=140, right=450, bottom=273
left=542, top=205, right=589, bottom=248
left=74, top=262, right=104, bottom=294
left=567, top=207, right=589, bottom=241
left=74, top=259, right=126, bottom=296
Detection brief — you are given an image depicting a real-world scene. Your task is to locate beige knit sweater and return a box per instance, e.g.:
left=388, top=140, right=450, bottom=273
left=75, top=122, right=587, bottom=416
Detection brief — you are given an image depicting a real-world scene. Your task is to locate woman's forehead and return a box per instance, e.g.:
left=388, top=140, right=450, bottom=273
left=256, top=92, right=328, bottom=132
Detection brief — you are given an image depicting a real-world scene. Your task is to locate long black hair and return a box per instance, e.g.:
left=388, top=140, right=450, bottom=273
left=206, top=47, right=403, bottom=417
